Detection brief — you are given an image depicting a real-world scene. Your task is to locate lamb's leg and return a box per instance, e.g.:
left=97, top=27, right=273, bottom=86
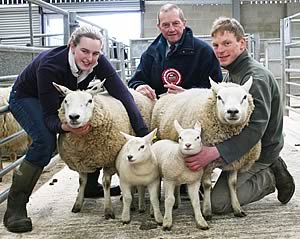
left=174, top=185, right=181, bottom=209
left=148, top=180, right=163, bottom=225
left=162, top=180, right=176, bottom=230
left=137, top=185, right=146, bottom=213
left=187, top=180, right=209, bottom=230
left=228, top=170, right=246, bottom=217
left=120, top=183, right=132, bottom=224
left=72, top=172, right=87, bottom=213
left=102, top=169, right=115, bottom=219
left=150, top=180, right=162, bottom=218
left=202, top=169, right=213, bottom=220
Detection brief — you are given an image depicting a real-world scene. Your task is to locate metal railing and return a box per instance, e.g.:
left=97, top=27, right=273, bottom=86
left=0, top=104, right=26, bottom=203
left=280, top=12, right=300, bottom=116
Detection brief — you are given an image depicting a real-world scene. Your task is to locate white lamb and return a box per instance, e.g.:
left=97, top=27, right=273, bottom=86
left=151, top=77, right=261, bottom=219
left=54, top=80, right=154, bottom=219
left=0, top=86, right=30, bottom=161
left=152, top=120, right=209, bottom=230
left=115, top=128, right=163, bottom=225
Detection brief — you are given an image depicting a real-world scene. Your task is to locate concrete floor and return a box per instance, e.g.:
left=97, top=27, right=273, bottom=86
left=0, top=116, right=300, bottom=239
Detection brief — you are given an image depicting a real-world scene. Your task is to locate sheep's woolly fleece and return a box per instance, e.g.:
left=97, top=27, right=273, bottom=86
left=57, top=90, right=154, bottom=173
left=151, top=82, right=261, bottom=172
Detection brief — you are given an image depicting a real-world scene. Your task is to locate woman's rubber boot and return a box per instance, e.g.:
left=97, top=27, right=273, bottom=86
left=3, top=160, right=43, bottom=233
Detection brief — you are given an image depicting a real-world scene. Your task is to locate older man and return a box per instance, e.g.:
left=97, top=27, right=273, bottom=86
left=128, top=3, right=222, bottom=100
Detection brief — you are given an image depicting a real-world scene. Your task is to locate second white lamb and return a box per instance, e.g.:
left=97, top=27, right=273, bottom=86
left=152, top=120, right=209, bottom=231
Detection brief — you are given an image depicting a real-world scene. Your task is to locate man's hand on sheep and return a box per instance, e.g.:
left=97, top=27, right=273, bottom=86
left=136, top=84, right=157, bottom=100
left=184, top=146, right=220, bottom=171
left=164, top=83, right=185, bottom=94
left=61, top=122, right=91, bottom=135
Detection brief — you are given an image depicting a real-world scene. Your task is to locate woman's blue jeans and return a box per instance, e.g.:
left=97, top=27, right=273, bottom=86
left=9, top=89, right=57, bottom=168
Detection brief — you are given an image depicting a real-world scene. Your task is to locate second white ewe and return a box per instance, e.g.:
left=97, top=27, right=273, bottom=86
left=152, top=120, right=209, bottom=230
left=151, top=77, right=261, bottom=219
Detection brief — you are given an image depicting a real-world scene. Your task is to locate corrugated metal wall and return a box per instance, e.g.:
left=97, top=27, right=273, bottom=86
left=0, top=1, right=141, bottom=46
left=50, top=1, right=141, bottom=13
left=0, top=5, right=41, bottom=46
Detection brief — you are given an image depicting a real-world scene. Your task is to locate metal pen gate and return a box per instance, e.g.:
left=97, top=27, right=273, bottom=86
left=280, top=12, right=300, bottom=116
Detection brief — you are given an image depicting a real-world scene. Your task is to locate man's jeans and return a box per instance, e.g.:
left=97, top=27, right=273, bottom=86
left=9, top=89, right=56, bottom=168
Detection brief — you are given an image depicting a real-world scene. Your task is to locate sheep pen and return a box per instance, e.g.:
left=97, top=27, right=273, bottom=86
left=54, top=81, right=155, bottom=219
left=151, top=78, right=261, bottom=219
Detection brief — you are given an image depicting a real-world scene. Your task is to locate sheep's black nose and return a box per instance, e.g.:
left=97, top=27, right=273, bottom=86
left=185, top=143, right=191, bottom=148
left=69, top=114, right=80, bottom=121
left=127, top=155, right=133, bottom=161
left=227, top=109, right=239, bottom=116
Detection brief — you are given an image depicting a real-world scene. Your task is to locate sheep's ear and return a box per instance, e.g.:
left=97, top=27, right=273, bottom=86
left=144, top=128, right=157, bottom=144
left=209, top=77, right=221, bottom=92
left=120, top=131, right=135, bottom=141
left=87, top=79, right=106, bottom=96
left=174, top=120, right=183, bottom=134
left=52, top=82, right=72, bottom=96
left=194, top=120, right=202, bottom=133
left=242, top=76, right=253, bottom=92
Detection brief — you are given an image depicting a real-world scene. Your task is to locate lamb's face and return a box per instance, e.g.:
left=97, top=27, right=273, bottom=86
left=63, top=91, right=95, bottom=128
left=174, top=120, right=202, bottom=156
left=119, top=129, right=157, bottom=165
left=122, top=138, right=153, bottom=164
left=215, top=86, right=250, bottom=126
left=177, top=128, right=202, bottom=155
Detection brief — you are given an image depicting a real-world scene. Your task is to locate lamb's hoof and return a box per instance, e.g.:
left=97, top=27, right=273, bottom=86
left=71, top=205, right=81, bottom=213
left=122, top=220, right=130, bottom=224
left=162, top=222, right=172, bottom=231
left=196, top=223, right=209, bottom=230
left=104, top=209, right=115, bottom=219
left=163, top=225, right=172, bottom=231
left=234, top=211, right=247, bottom=217
left=155, top=215, right=163, bottom=225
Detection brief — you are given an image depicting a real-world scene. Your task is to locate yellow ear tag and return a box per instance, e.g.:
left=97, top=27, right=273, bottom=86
left=152, top=134, right=158, bottom=142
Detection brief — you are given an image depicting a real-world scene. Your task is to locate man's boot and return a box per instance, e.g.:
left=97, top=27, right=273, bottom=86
left=270, top=157, right=295, bottom=204
left=84, top=168, right=121, bottom=198
left=3, top=160, right=43, bottom=233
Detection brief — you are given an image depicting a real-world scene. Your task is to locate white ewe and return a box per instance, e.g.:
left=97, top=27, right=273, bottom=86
left=151, top=77, right=261, bottom=219
left=0, top=86, right=30, bottom=161
left=152, top=120, right=209, bottom=230
left=54, top=81, right=154, bottom=219
left=115, top=128, right=163, bottom=225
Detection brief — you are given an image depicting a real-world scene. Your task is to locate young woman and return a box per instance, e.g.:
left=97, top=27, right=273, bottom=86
left=3, top=25, right=148, bottom=233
